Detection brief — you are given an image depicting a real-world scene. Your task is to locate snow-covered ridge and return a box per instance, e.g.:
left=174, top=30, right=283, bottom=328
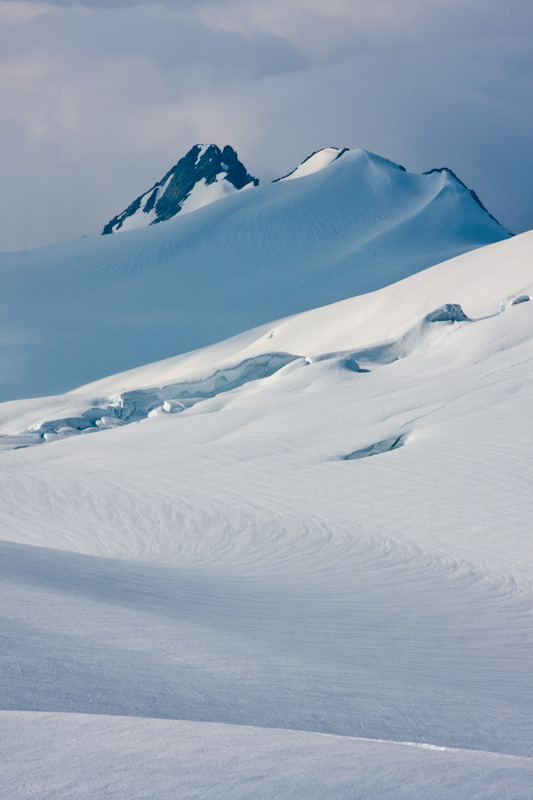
left=275, top=147, right=349, bottom=181
left=0, top=147, right=511, bottom=402
left=101, top=144, right=510, bottom=237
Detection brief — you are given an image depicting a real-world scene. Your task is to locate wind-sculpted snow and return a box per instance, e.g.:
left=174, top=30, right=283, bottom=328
left=1, top=713, right=532, bottom=800
left=0, top=233, right=532, bottom=797
left=309, top=303, right=472, bottom=372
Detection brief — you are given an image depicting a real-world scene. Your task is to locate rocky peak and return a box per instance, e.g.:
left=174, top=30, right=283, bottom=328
left=102, top=144, right=258, bottom=235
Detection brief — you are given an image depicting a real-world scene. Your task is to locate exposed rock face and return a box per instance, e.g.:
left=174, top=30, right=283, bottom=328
left=102, top=144, right=258, bottom=234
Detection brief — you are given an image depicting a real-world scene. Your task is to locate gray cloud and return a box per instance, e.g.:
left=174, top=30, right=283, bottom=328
left=0, top=0, right=531, bottom=250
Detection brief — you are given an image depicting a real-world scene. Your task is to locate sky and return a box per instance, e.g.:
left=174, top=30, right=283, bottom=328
left=0, top=0, right=532, bottom=251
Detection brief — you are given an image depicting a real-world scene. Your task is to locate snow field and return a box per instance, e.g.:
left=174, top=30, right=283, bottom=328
left=1, top=247, right=532, bottom=765
left=2, top=712, right=532, bottom=800
left=0, top=183, right=530, bottom=797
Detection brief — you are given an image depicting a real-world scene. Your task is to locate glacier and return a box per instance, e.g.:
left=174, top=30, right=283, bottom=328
left=0, top=148, right=531, bottom=799
left=0, top=148, right=510, bottom=401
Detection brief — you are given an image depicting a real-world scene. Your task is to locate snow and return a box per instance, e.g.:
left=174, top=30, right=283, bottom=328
left=0, top=352, right=301, bottom=443
left=2, top=713, right=532, bottom=800
left=115, top=161, right=246, bottom=232
left=179, top=172, right=241, bottom=215
left=72, top=231, right=533, bottom=396
left=0, top=151, right=531, bottom=797
left=280, top=147, right=345, bottom=180
left=112, top=172, right=174, bottom=233
left=194, top=143, right=210, bottom=165
left=0, top=148, right=509, bottom=401
left=108, top=145, right=251, bottom=233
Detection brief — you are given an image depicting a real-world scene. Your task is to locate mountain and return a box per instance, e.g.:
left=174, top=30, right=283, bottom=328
left=1, top=230, right=532, bottom=798
left=1, top=137, right=531, bottom=798
left=102, top=144, right=258, bottom=234
left=102, top=143, right=510, bottom=237
left=274, top=146, right=350, bottom=180
left=0, top=148, right=511, bottom=401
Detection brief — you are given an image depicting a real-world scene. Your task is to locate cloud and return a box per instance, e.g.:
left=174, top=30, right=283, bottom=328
left=0, top=1, right=531, bottom=249
left=0, top=2, right=52, bottom=25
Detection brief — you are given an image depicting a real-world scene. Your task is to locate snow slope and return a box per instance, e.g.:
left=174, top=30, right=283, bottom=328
left=0, top=232, right=532, bottom=797
left=2, top=714, right=531, bottom=800
left=277, top=146, right=347, bottom=180
left=0, top=148, right=510, bottom=401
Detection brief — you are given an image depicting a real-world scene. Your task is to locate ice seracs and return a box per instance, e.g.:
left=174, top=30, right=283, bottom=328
left=500, top=294, right=530, bottom=312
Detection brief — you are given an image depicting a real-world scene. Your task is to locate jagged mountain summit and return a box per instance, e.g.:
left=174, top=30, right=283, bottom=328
left=103, top=144, right=258, bottom=234
left=102, top=143, right=510, bottom=238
